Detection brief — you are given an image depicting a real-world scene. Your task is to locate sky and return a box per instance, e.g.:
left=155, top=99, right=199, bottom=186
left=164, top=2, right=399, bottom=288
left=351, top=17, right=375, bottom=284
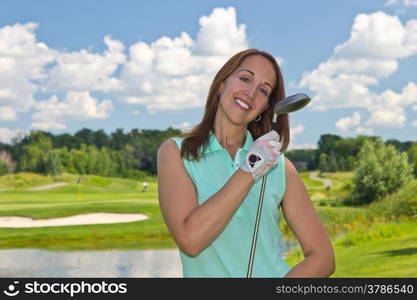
left=0, top=0, right=416, bottom=149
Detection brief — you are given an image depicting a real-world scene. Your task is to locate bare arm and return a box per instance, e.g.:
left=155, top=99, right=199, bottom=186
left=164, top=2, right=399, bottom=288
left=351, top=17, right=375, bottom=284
left=281, top=158, right=335, bottom=277
left=157, top=139, right=254, bottom=257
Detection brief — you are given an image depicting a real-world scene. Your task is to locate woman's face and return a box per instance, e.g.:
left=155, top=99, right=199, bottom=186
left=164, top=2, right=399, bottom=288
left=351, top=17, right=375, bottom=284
left=218, top=55, right=276, bottom=126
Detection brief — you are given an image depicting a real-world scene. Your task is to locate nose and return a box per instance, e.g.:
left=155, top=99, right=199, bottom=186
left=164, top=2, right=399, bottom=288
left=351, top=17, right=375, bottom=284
left=244, top=83, right=257, bottom=99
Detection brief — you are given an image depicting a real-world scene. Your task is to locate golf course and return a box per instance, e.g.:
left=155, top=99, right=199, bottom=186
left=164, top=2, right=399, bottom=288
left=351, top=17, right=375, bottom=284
left=0, top=171, right=416, bottom=277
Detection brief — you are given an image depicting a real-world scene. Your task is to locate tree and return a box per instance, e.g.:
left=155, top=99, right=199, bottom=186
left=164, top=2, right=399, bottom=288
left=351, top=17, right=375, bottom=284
left=74, top=128, right=95, bottom=146
left=408, top=142, right=417, bottom=178
left=317, top=134, right=342, bottom=155
left=110, top=128, right=130, bottom=150
left=19, top=131, right=53, bottom=174
left=45, top=150, right=61, bottom=176
left=70, top=147, right=89, bottom=175
left=93, top=129, right=110, bottom=149
left=327, top=152, right=339, bottom=172
left=352, top=139, right=413, bottom=204
left=285, top=149, right=317, bottom=170
left=0, top=160, right=9, bottom=175
left=386, top=139, right=413, bottom=152
left=318, top=153, right=329, bottom=174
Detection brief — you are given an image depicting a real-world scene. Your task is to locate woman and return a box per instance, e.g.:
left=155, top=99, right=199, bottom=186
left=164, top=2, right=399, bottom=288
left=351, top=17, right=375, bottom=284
left=157, top=49, right=335, bottom=277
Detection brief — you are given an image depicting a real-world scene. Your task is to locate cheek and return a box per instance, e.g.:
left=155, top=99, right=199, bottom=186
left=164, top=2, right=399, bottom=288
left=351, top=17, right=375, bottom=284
left=255, top=98, right=269, bottom=113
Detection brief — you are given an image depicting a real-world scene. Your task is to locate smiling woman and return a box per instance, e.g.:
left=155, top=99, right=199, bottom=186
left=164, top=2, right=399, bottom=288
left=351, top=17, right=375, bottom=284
left=157, top=49, right=335, bottom=278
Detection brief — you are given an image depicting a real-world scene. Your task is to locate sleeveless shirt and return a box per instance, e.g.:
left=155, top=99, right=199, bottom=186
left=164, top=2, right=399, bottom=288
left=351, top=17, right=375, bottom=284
left=171, top=130, right=291, bottom=277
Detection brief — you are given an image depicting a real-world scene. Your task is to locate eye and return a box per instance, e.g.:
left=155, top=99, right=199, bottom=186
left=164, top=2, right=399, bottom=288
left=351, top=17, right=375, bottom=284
left=259, top=87, right=269, bottom=96
left=239, top=77, right=250, bottom=83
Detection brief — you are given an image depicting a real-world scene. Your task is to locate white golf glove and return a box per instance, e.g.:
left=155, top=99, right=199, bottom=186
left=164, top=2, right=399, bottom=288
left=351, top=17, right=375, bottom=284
left=240, top=130, right=281, bottom=181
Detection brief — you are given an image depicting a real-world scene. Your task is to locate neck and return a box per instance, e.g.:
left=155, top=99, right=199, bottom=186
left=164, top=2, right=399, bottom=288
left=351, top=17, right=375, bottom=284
left=213, top=114, right=247, bottom=150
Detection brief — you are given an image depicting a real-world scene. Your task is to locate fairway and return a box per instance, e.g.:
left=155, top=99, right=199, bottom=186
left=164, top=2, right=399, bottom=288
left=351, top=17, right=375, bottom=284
left=332, top=234, right=417, bottom=277
left=0, top=174, right=176, bottom=250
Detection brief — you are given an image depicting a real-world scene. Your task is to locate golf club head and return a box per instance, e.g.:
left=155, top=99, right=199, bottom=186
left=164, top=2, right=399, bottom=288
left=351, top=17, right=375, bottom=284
left=271, top=93, right=311, bottom=128
left=274, top=93, right=311, bottom=115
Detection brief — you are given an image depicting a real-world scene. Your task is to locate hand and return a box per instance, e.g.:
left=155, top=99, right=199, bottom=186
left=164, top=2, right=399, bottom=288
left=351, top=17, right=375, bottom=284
left=240, top=130, right=281, bottom=181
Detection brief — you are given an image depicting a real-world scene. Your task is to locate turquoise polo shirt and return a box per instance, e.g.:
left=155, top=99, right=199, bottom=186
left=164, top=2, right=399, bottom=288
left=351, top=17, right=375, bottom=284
left=171, top=130, right=291, bottom=278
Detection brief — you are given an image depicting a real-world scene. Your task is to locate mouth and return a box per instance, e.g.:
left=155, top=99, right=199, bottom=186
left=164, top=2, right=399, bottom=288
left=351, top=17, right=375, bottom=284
left=234, top=98, right=251, bottom=111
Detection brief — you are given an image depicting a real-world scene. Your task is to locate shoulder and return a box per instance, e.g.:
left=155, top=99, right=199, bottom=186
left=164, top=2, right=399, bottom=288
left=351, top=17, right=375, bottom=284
left=284, top=156, right=298, bottom=174
left=158, top=138, right=181, bottom=160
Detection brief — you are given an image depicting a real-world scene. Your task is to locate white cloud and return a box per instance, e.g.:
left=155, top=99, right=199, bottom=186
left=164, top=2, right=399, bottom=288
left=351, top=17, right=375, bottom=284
left=287, top=124, right=318, bottom=149
left=355, top=127, right=375, bottom=135
left=31, top=91, right=113, bottom=130
left=0, top=128, right=28, bottom=144
left=405, top=0, right=417, bottom=5
left=118, top=6, right=250, bottom=112
left=0, top=106, right=17, bottom=121
left=193, top=7, right=247, bottom=56
left=365, top=82, right=417, bottom=127
left=385, top=0, right=417, bottom=6
left=0, top=23, right=56, bottom=112
left=46, top=36, right=126, bottom=92
left=365, top=107, right=406, bottom=127
left=287, top=143, right=317, bottom=150
left=175, top=122, right=193, bottom=132
left=290, top=124, right=304, bottom=138
left=336, top=111, right=361, bottom=131
left=298, top=11, right=417, bottom=129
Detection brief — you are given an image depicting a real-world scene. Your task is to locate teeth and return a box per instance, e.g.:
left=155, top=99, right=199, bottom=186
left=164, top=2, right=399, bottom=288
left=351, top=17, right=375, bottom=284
left=235, top=98, right=250, bottom=110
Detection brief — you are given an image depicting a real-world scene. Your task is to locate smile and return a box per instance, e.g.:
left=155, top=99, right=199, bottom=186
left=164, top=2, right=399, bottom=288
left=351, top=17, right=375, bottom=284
left=234, top=98, right=251, bottom=111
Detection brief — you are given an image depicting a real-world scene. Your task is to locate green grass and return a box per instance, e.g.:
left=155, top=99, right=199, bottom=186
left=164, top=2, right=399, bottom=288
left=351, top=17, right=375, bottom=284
left=0, top=172, right=60, bottom=189
left=0, top=172, right=156, bottom=190
left=300, top=172, right=324, bottom=189
left=302, top=172, right=355, bottom=202
left=285, top=219, right=417, bottom=277
left=0, top=173, right=175, bottom=250
left=283, top=174, right=417, bottom=277
left=369, top=179, right=417, bottom=218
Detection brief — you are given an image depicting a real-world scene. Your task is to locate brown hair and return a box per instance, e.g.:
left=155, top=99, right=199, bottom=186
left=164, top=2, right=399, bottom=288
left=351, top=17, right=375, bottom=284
left=180, top=48, right=289, bottom=160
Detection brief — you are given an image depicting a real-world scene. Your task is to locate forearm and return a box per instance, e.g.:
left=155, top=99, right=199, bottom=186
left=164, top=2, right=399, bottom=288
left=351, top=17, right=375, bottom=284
left=284, top=252, right=335, bottom=278
left=182, top=169, right=254, bottom=256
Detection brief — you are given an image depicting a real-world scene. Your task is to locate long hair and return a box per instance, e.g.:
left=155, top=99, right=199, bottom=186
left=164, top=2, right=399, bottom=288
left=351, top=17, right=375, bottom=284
left=180, top=49, right=289, bottom=161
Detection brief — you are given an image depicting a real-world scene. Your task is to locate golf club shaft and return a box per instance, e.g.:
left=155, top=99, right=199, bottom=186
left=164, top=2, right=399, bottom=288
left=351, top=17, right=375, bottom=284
left=246, top=121, right=279, bottom=278
left=246, top=174, right=267, bottom=277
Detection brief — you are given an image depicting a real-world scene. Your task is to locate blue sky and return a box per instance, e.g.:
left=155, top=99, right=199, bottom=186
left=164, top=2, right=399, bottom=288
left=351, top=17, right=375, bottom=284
left=0, top=0, right=416, bottom=148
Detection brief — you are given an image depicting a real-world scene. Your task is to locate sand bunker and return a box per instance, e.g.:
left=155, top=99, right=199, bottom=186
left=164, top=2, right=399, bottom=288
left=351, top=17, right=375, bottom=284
left=0, top=213, right=148, bottom=228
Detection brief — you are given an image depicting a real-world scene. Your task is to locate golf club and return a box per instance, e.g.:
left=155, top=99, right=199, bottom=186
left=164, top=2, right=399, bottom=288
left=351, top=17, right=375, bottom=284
left=246, top=92, right=311, bottom=278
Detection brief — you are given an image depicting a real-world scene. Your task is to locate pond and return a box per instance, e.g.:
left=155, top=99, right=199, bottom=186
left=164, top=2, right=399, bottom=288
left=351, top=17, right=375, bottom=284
left=0, top=248, right=183, bottom=277
left=0, top=240, right=299, bottom=277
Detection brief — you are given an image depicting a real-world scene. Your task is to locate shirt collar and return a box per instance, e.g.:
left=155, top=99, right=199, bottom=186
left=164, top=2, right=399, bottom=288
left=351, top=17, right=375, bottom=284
left=206, top=130, right=253, bottom=154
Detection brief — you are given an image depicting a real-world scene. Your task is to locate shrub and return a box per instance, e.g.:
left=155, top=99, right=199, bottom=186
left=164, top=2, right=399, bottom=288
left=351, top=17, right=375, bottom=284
left=352, top=139, right=413, bottom=204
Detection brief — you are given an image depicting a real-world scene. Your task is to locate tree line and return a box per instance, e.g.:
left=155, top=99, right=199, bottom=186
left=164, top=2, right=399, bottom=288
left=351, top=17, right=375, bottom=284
left=0, top=128, right=181, bottom=179
left=1, top=129, right=416, bottom=205
left=285, top=133, right=417, bottom=177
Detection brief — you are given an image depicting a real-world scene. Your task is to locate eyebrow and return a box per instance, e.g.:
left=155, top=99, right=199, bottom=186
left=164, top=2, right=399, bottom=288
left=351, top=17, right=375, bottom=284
left=241, top=69, right=273, bottom=89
